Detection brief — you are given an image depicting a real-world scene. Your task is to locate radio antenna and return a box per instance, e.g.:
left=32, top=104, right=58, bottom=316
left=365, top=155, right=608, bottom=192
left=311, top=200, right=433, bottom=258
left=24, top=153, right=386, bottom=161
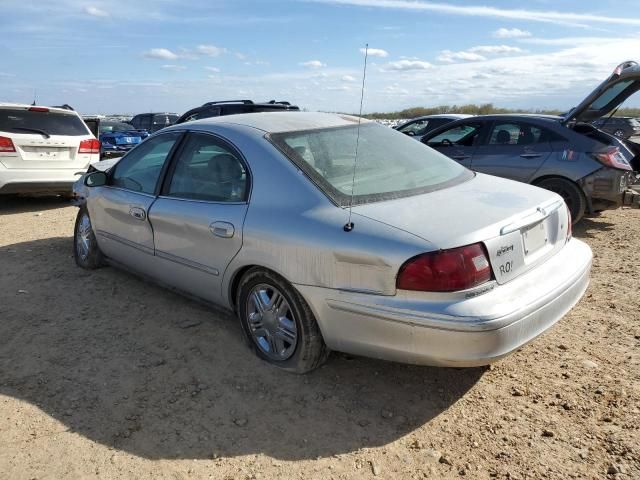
left=344, top=43, right=369, bottom=232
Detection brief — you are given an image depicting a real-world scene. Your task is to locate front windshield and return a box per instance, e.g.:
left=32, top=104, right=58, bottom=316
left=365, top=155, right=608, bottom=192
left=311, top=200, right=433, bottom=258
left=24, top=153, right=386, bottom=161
left=270, top=122, right=472, bottom=206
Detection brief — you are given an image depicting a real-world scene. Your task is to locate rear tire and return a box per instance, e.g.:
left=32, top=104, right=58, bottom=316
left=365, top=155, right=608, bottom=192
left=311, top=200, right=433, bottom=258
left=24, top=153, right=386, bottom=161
left=73, top=207, right=104, bottom=269
left=536, top=178, right=586, bottom=224
left=237, top=268, right=329, bottom=374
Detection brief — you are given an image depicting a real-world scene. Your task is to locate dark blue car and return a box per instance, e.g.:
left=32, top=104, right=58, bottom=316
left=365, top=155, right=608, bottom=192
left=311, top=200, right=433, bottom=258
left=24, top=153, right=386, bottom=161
left=99, top=121, right=149, bottom=159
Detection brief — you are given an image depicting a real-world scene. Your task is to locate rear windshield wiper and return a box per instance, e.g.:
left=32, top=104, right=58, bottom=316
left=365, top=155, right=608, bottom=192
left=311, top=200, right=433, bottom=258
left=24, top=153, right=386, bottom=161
left=10, top=127, right=51, bottom=138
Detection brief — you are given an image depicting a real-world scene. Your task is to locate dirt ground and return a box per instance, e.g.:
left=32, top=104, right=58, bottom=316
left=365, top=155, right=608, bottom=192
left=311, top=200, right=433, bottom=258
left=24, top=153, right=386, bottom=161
left=0, top=196, right=638, bottom=480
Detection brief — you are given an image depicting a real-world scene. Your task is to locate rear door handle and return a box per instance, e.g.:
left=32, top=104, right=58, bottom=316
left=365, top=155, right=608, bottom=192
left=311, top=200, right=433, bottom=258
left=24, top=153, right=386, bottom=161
left=210, top=221, right=235, bottom=238
left=452, top=154, right=470, bottom=160
left=129, top=206, right=146, bottom=220
left=520, top=153, right=542, bottom=159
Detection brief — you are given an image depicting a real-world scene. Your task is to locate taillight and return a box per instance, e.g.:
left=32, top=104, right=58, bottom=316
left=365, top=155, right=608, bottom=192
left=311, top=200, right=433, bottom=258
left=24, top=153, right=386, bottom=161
left=397, top=243, right=492, bottom=292
left=79, top=139, right=101, bottom=154
left=28, top=106, right=49, bottom=112
left=591, top=147, right=632, bottom=171
left=0, top=136, right=16, bottom=153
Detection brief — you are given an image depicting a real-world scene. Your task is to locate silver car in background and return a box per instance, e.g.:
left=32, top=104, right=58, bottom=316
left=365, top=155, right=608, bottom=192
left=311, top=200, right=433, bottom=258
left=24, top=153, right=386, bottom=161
left=73, top=112, right=592, bottom=373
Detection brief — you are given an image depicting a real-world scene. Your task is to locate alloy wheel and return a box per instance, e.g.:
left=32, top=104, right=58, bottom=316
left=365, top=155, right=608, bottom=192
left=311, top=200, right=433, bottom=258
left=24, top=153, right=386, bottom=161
left=76, top=213, right=92, bottom=261
left=246, top=284, right=298, bottom=361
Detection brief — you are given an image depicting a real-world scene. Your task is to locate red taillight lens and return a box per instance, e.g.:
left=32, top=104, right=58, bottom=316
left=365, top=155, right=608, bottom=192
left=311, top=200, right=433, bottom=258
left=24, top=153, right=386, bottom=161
left=79, top=139, right=101, bottom=154
left=397, top=243, right=492, bottom=292
left=0, top=136, right=16, bottom=153
left=28, top=107, right=49, bottom=112
left=591, top=147, right=632, bottom=171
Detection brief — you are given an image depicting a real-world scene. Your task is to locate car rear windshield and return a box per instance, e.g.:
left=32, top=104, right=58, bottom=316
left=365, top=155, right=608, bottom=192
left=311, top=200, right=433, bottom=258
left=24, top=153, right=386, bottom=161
left=270, top=122, right=473, bottom=206
left=0, top=109, right=90, bottom=136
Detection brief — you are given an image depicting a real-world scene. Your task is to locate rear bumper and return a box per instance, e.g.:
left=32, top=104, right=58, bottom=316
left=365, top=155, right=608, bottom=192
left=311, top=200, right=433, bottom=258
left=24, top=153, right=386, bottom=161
left=0, top=167, right=86, bottom=194
left=296, top=238, right=592, bottom=367
left=580, top=168, right=633, bottom=212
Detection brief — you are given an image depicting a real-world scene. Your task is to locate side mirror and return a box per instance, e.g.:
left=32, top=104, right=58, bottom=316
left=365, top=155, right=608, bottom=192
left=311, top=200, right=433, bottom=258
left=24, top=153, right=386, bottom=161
left=405, top=131, right=415, bottom=136
left=84, top=171, right=107, bottom=187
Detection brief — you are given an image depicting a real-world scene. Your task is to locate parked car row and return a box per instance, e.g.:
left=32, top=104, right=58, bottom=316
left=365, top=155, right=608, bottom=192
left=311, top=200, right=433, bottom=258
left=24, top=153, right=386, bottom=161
left=394, top=62, right=640, bottom=222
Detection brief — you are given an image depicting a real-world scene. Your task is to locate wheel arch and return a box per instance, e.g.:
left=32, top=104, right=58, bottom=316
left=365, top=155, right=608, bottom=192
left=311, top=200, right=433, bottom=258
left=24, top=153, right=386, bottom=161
left=532, top=174, right=592, bottom=214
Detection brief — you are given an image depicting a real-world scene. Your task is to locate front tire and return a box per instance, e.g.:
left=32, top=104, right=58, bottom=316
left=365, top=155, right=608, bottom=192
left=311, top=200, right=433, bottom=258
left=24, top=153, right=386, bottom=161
left=237, top=268, right=329, bottom=373
left=73, top=207, right=104, bottom=269
left=536, top=177, right=586, bottom=224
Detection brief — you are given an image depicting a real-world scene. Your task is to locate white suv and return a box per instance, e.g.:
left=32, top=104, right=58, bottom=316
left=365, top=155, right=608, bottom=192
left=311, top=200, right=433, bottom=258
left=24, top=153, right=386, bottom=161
left=0, top=103, right=100, bottom=195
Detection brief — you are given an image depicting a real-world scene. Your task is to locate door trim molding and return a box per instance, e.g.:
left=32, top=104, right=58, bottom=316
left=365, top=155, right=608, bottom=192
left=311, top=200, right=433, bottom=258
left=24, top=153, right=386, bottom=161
left=96, top=230, right=155, bottom=256
left=155, top=249, right=220, bottom=276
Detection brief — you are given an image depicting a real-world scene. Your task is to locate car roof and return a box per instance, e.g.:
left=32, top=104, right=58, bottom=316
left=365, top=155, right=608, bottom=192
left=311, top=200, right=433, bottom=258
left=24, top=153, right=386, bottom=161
left=182, top=111, right=368, bottom=133
left=411, top=114, right=472, bottom=120
left=0, top=103, right=79, bottom=115
left=466, top=113, right=563, bottom=122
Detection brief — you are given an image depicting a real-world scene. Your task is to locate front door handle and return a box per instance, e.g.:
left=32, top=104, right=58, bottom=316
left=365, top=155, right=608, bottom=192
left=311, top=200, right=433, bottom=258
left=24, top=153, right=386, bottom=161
left=129, top=206, right=146, bottom=220
left=452, top=154, right=470, bottom=160
left=210, top=221, right=235, bottom=238
left=520, top=153, right=542, bottom=159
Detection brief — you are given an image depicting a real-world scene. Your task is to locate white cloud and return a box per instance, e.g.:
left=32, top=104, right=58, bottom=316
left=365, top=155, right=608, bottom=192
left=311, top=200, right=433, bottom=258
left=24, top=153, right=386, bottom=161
left=144, top=48, right=179, bottom=60
left=438, top=50, right=486, bottom=63
left=361, top=47, right=389, bottom=57
left=311, top=0, right=640, bottom=27
left=196, top=45, right=226, bottom=57
left=84, top=6, right=109, bottom=18
left=300, top=60, right=327, bottom=68
left=438, top=45, right=524, bottom=63
left=384, top=59, right=432, bottom=71
left=468, top=45, right=523, bottom=54
left=162, top=65, right=187, bottom=71
left=342, top=75, right=357, bottom=82
left=493, top=28, right=531, bottom=39
left=204, top=66, right=220, bottom=73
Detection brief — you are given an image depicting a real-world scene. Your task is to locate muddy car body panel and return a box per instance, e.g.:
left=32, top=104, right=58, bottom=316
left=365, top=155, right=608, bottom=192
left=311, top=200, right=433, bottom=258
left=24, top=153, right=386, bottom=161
left=74, top=112, right=592, bottom=369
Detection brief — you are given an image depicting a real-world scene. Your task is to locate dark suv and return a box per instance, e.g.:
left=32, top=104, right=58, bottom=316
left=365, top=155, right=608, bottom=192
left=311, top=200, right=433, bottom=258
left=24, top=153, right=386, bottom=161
left=175, top=100, right=299, bottom=124
left=591, top=116, right=640, bottom=139
left=129, top=112, right=179, bottom=133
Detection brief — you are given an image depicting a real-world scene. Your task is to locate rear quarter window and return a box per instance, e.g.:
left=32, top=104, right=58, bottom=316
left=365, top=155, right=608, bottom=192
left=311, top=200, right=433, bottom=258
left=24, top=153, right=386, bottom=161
left=0, top=109, right=90, bottom=136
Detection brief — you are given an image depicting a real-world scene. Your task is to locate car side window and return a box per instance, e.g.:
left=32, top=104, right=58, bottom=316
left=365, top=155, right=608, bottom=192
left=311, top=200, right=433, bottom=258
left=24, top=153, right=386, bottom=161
left=488, top=122, right=545, bottom=146
left=426, top=122, right=483, bottom=147
left=110, top=133, right=181, bottom=194
left=398, top=119, right=429, bottom=136
left=165, top=133, right=248, bottom=202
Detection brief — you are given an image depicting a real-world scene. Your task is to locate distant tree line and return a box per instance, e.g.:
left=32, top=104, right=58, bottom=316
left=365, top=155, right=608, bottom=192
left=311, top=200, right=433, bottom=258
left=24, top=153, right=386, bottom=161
left=361, top=103, right=640, bottom=120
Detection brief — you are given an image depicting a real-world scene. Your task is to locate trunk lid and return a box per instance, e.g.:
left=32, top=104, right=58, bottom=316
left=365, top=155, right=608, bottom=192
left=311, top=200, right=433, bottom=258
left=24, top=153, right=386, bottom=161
left=562, top=61, right=640, bottom=125
left=352, top=173, right=570, bottom=285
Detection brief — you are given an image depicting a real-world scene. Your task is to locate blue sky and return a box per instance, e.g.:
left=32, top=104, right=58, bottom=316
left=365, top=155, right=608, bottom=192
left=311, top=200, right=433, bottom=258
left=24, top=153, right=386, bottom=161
left=2, top=0, right=640, bottom=115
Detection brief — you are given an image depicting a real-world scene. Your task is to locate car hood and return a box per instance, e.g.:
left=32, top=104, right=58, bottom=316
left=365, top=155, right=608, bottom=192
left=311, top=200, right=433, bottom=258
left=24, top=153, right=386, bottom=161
left=352, top=172, right=561, bottom=249
left=562, top=60, right=640, bottom=125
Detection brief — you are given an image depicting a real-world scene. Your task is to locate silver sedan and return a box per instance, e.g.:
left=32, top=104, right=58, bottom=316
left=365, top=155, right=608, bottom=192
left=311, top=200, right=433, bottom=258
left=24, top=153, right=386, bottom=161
left=73, top=112, right=592, bottom=373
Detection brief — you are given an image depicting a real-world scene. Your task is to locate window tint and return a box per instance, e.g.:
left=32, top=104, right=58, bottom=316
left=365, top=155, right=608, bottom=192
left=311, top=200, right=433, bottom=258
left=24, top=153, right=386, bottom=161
left=488, top=122, right=555, bottom=145
left=111, top=133, right=180, bottom=194
left=0, top=109, right=90, bottom=136
left=166, top=133, right=247, bottom=202
left=398, top=119, right=429, bottom=136
left=271, top=123, right=471, bottom=206
left=427, top=122, right=483, bottom=146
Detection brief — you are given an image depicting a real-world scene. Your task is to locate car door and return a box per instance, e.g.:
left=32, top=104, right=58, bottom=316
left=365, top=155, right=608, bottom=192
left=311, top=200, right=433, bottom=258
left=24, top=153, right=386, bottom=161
left=148, top=132, right=250, bottom=304
left=470, top=120, right=552, bottom=183
left=88, top=131, right=183, bottom=272
left=422, top=120, right=487, bottom=168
